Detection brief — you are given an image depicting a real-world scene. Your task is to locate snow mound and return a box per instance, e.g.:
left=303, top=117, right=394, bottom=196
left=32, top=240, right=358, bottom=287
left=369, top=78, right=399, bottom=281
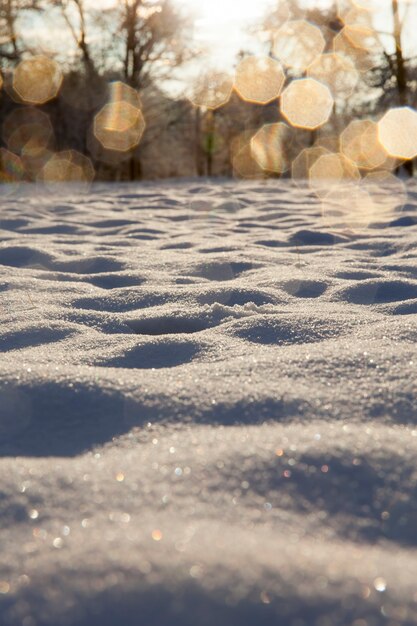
left=1, top=179, right=417, bottom=625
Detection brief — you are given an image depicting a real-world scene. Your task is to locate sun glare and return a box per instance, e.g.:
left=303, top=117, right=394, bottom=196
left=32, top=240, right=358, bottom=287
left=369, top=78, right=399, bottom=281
left=177, top=0, right=274, bottom=66
left=181, top=0, right=271, bottom=23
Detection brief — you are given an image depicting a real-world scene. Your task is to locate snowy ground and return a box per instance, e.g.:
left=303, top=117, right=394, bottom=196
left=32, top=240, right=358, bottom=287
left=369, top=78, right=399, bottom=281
left=1, top=179, right=417, bottom=626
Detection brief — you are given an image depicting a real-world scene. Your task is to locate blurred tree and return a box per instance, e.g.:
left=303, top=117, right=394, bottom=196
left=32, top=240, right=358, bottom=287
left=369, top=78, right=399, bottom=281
left=369, top=2, right=415, bottom=109
left=52, top=0, right=95, bottom=74
left=368, top=0, right=416, bottom=174
left=116, top=0, right=192, bottom=89
left=97, top=0, right=193, bottom=178
left=0, top=0, right=41, bottom=64
left=391, top=0, right=408, bottom=106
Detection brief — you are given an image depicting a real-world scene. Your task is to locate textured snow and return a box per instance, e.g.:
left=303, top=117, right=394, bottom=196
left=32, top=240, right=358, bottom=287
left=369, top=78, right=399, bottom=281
left=1, top=179, right=417, bottom=625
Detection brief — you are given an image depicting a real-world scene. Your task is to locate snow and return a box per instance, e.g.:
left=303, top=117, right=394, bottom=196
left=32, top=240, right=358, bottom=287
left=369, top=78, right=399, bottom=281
left=1, top=178, right=417, bottom=625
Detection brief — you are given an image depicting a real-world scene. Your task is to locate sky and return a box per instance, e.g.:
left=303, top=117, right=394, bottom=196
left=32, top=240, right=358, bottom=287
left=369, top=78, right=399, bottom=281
left=175, top=0, right=274, bottom=70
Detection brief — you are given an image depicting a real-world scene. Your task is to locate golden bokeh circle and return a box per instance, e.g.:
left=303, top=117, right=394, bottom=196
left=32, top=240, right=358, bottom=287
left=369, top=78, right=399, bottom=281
left=309, top=152, right=361, bottom=197
left=273, top=20, right=325, bottom=73
left=281, top=78, right=334, bottom=130
left=250, top=123, right=290, bottom=173
left=94, top=101, right=146, bottom=152
left=362, top=170, right=408, bottom=217
left=40, top=150, right=95, bottom=189
left=291, top=146, right=331, bottom=185
left=235, top=56, right=285, bottom=105
left=109, top=81, right=142, bottom=109
left=232, top=131, right=265, bottom=178
left=340, top=119, right=388, bottom=170
left=13, top=56, right=62, bottom=105
left=378, top=107, right=417, bottom=161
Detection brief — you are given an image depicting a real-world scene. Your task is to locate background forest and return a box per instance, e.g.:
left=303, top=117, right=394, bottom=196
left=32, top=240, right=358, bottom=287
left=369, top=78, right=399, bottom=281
left=0, top=0, right=416, bottom=182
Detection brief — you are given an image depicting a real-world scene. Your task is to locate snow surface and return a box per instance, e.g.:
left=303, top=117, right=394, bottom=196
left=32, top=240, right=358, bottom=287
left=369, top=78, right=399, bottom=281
left=1, top=179, right=417, bottom=625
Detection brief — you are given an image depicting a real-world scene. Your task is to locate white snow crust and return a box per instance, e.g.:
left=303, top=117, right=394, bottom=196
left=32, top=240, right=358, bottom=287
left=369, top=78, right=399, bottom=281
left=1, top=179, right=417, bottom=625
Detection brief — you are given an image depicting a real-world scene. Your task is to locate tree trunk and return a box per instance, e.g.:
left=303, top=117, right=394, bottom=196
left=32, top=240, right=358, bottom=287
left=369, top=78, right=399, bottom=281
left=205, top=110, right=216, bottom=177
left=194, top=107, right=204, bottom=176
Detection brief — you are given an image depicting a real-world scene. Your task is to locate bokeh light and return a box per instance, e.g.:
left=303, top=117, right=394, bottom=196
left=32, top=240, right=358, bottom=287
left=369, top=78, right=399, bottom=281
left=250, top=123, right=290, bottom=173
left=13, top=56, right=62, bottom=105
left=378, top=107, right=417, bottom=160
left=309, top=152, right=360, bottom=197
left=333, top=27, right=380, bottom=72
left=232, top=131, right=264, bottom=178
left=3, top=108, right=53, bottom=158
left=362, top=170, right=408, bottom=216
left=343, top=24, right=379, bottom=51
left=189, top=71, right=233, bottom=110
left=281, top=79, right=334, bottom=130
left=0, top=148, right=24, bottom=191
left=39, top=150, right=94, bottom=190
left=235, top=56, right=285, bottom=104
left=337, top=2, right=374, bottom=27
left=307, top=53, right=359, bottom=100
left=321, top=184, right=378, bottom=229
left=2, top=107, right=54, bottom=180
left=321, top=167, right=407, bottom=230
left=93, top=80, right=145, bottom=154
left=109, top=81, right=142, bottom=109
left=291, top=146, right=331, bottom=185
left=273, top=20, right=325, bottom=73
left=94, top=100, right=145, bottom=153
left=340, top=119, right=388, bottom=170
